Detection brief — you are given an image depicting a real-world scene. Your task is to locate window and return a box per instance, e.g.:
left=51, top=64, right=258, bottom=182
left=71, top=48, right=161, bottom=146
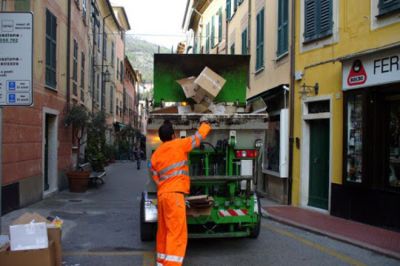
left=103, top=33, right=107, bottom=59
left=96, top=24, right=101, bottom=51
left=264, top=117, right=280, bottom=173
left=226, top=0, right=231, bottom=21
left=72, top=40, right=78, bottom=96
left=277, top=0, right=289, bottom=57
left=304, top=0, right=333, bottom=43
left=80, top=52, right=85, bottom=102
left=218, top=8, right=223, bottom=43
left=82, top=0, right=87, bottom=21
left=206, top=22, right=210, bottom=53
left=211, top=16, right=215, bottom=47
left=346, top=94, right=363, bottom=183
left=120, top=61, right=124, bottom=82
left=96, top=74, right=100, bottom=104
left=234, top=0, right=239, bottom=11
left=387, top=96, right=400, bottom=188
left=111, top=41, right=115, bottom=66
left=256, top=8, right=264, bottom=71
left=241, top=28, right=248, bottom=55
left=230, top=43, right=235, bottom=55
left=379, top=0, right=400, bottom=15
left=110, top=86, right=114, bottom=114
left=45, top=10, right=57, bottom=88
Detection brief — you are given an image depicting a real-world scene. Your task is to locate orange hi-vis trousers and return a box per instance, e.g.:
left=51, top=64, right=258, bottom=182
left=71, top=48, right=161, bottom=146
left=156, top=192, right=187, bottom=266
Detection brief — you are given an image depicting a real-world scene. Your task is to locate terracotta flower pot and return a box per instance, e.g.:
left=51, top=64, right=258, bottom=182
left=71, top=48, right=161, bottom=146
left=67, top=171, right=90, bottom=192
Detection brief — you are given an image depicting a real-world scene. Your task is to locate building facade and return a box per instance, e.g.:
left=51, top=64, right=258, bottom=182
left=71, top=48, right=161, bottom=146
left=291, top=0, right=400, bottom=229
left=0, top=0, right=137, bottom=215
left=183, top=0, right=293, bottom=203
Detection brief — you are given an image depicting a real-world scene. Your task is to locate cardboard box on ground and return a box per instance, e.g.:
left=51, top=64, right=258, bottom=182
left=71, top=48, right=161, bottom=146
left=0, top=212, right=62, bottom=266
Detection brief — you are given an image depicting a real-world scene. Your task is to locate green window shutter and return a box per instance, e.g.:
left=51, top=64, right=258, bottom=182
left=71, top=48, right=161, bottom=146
left=256, top=9, right=264, bottom=71
left=242, top=28, right=248, bottom=55
left=15, top=0, right=30, bottom=11
left=234, top=0, right=238, bottom=11
left=206, top=23, right=210, bottom=53
left=277, top=0, right=289, bottom=56
left=45, top=10, right=57, bottom=88
left=226, top=0, right=231, bottom=21
left=319, top=0, right=333, bottom=37
left=379, top=0, right=400, bottom=15
left=218, top=8, right=223, bottom=43
left=230, top=43, right=235, bottom=55
left=304, top=0, right=332, bottom=43
left=211, top=16, right=215, bottom=47
left=304, top=0, right=317, bottom=42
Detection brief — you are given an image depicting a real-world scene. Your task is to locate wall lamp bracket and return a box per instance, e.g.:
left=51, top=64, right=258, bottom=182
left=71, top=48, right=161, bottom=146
left=299, top=83, right=319, bottom=97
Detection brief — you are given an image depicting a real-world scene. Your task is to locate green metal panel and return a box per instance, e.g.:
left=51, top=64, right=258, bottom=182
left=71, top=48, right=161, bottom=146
left=153, top=54, right=250, bottom=106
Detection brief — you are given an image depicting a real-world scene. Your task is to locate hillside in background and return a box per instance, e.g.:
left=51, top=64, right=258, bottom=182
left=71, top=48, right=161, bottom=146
left=125, top=36, right=170, bottom=83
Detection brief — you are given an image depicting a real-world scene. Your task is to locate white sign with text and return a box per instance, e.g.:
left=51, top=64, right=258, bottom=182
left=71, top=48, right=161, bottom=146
left=342, top=47, right=400, bottom=90
left=0, top=12, right=33, bottom=106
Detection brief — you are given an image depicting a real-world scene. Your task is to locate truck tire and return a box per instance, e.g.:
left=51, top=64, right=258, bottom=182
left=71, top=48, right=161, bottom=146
left=140, top=195, right=156, bottom=241
left=249, top=196, right=261, bottom=239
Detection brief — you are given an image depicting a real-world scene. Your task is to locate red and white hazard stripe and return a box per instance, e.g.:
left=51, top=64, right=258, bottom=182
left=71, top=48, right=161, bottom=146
left=218, top=209, right=249, bottom=217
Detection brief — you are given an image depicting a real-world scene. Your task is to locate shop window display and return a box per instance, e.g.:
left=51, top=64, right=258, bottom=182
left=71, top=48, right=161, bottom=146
left=388, top=98, right=400, bottom=188
left=264, top=118, right=280, bottom=173
left=346, top=94, right=363, bottom=183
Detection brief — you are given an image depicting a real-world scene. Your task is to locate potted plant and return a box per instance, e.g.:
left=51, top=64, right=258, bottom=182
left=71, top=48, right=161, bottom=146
left=86, top=111, right=107, bottom=171
left=64, top=105, right=90, bottom=192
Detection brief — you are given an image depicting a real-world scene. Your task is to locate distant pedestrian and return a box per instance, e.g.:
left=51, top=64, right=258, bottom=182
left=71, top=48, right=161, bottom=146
left=134, top=145, right=142, bottom=170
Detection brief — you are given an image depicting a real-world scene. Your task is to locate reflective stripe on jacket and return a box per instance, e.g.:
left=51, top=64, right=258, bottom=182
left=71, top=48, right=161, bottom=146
left=151, top=123, right=211, bottom=195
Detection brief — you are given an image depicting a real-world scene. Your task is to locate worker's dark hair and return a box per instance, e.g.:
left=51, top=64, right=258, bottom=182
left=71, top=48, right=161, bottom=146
left=158, top=120, right=174, bottom=142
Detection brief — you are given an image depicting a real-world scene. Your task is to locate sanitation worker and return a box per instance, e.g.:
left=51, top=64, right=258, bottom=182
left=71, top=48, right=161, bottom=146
left=150, top=117, right=212, bottom=266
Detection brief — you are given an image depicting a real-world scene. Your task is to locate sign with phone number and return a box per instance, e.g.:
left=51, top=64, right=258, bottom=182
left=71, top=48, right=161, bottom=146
left=0, top=12, right=33, bottom=106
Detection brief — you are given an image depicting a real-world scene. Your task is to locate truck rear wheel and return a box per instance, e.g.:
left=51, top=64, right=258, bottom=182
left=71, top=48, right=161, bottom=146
left=249, top=196, right=261, bottom=239
left=140, top=195, right=157, bottom=241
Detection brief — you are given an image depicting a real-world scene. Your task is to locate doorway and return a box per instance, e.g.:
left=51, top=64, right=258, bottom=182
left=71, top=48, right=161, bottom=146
left=300, top=97, right=332, bottom=211
left=43, top=111, right=58, bottom=196
left=308, top=119, right=330, bottom=209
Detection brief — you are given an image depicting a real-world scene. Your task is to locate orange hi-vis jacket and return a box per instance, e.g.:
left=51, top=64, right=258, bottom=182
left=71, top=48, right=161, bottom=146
left=150, top=123, right=211, bottom=195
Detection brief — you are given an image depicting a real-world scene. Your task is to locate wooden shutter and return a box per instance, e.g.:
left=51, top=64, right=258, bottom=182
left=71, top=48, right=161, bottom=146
left=379, top=0, right=400, bottom=15
left=304, top=0, right=317, bottom=42
left=211, top=16, right=215, bottom=47
left=218, top=8, right=223, bottom=43
left=256, top=9, right=264, bottom=70
left=304, top=0, right=332, bottom=43
left=319, top=0, right=333, bottom=37
left=226, top=0, right=231, bottom=21
left=277, top=0, right=289, bottom=56
left=242, top=29, right=248, bottom=55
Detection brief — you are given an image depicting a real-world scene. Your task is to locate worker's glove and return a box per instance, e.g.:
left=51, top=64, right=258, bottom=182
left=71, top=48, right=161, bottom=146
left=199, top=115, right=209, bottom=124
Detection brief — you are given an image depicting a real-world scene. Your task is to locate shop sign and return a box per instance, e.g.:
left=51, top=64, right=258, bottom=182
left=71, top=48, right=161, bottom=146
left=342, top=47, right=400, bottom=90
left=0, top=12, right=33, bottom=106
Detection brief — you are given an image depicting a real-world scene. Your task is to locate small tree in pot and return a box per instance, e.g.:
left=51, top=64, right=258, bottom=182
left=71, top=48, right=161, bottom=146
left=64, top=105, right=90, bottom=192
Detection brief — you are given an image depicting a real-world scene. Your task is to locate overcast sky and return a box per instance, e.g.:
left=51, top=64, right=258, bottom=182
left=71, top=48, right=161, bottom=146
left=111, top=0, right=188, bottom=49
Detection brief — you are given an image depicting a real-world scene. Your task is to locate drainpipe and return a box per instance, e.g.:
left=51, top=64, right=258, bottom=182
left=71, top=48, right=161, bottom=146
left=91, top=16, right=97, bottom=113
left=101, top=14, right=112, bottom=112
left=288, top=0, right=296, bottom=205
left=66, top=0, right=72, bottom=110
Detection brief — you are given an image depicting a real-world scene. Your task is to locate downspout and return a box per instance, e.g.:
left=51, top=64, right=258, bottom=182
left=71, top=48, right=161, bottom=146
left=101, top=14, right=112, bottom=111
left=66, top=0, right=72, bottom=110
left=288, top=0, right=296, bottom=205
left=91, top=17, right=97, bottom=112
left=247, top=0, right=251, bottom=89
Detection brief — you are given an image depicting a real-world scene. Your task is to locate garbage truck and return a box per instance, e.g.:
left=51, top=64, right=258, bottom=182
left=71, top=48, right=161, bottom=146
left=140, top=54, right=268, bottom=241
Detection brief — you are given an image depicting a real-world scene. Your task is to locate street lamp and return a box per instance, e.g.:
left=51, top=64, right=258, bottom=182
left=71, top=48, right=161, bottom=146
left=103, top=68, right=111, bottom=83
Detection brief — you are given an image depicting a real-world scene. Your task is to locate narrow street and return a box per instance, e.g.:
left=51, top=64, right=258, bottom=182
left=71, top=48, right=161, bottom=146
left=1, top=162, right=398, bottom=266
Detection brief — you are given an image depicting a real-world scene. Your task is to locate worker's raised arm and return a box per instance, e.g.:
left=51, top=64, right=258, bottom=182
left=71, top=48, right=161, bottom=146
left=181, top=121, right=212, bottom=153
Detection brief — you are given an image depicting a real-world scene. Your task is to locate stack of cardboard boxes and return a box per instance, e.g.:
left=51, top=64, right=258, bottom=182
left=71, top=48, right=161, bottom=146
left=0, top=213, right=62, bottom=266
left=176, top=67, right=226, bottom=113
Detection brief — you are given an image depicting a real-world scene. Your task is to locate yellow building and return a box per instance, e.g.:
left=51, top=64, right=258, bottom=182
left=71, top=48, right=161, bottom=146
left=292, top=0, right=400, bottom=229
